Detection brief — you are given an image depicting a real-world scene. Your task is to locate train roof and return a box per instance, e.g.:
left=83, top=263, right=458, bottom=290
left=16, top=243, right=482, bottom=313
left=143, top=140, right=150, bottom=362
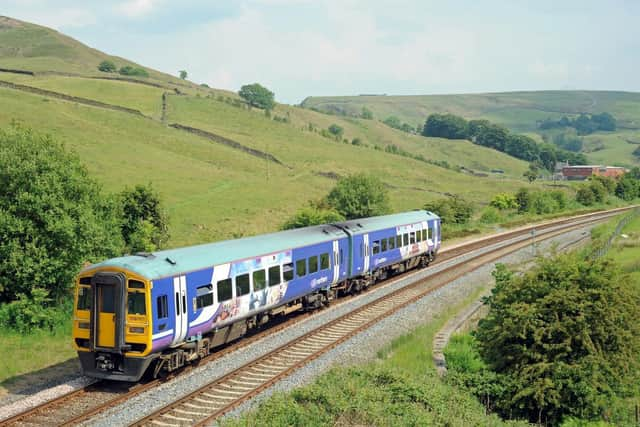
left=81, top=210, right=439, bottom=280
left=334, top=210, right=439, bottom=235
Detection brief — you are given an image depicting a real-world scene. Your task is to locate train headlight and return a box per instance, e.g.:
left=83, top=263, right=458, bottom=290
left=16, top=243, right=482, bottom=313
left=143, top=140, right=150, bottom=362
left=78, top=322, right=90, bottom=329
left=129, top=327, right=145, bottom=334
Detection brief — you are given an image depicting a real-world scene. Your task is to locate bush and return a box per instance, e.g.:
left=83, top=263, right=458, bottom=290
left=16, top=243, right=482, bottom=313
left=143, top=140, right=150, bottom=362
left=98, top=60, right=116, bottom=72
left=325, top=174, right=390, bottom=220
left=615, top=176, right=640, bottom=201
left=281, top=207, right=345, bottom=230
left=424, top=197, right=474, bottom=224
left=328, top=124, right=344, bottom=140
left=0, top=288, right=71, bottom=332
left=489, top=193, right=517, bottom=210
left=476, top=257, right=640, bottom=424
left=0, top=126, right=123, bottom=304
left=515, top=188, right=531, bottom=213
left=479, top=206, right=503, bottom=224
left=119, top=65, right=149, bottom=77
left=576, top=186, right=595, bottom=206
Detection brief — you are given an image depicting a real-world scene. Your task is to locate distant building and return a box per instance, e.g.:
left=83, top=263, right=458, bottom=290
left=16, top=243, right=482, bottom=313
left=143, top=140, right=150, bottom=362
left=561, top=165, right=627, bottom=180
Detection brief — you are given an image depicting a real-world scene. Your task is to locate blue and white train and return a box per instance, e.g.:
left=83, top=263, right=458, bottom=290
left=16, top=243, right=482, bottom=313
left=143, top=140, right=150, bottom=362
left=72, top=210, right=440, bottom=381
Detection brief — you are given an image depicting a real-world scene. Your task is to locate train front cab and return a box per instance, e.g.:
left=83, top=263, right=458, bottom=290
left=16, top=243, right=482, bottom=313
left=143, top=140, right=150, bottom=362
left=73, top=269, right=155, bottom=381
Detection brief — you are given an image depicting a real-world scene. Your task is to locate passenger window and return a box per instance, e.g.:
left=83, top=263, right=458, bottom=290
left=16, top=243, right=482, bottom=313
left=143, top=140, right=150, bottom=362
left=388, top=237, right=395, bottom=250
left=309, top=256, right=318, bottom=274
left=236, top=274, right=250, bottom=296
left=381, top=239, right=387, bottom=252
left=296, top=259, right=306, bottom=277
left=429, top=227, right=435, bottom=241
left=422, top=229, right=427, bottom=241
left=156, top=295, right=168, bottom=319
left=77, top=286, right=92, bottom=311
left=217, top=278, right=232, bottom=302
left=416, top=231, right=422, bottom=242
left=253, top=270, right=266, bottom=291
left=372, top=240, right=380, bottom=254
left=396, top=235, right=402, bottom=248
left=100, top=286, right=116, bottom=313
left=360, top=242, right=364, bottom=257
left=283, top=263, right=294, bottom=281
left=196, top=284, right=214, bottom=309
left=403, top=233, right=409, bottom=246
left=128, top=291, right=146, bottom=315
left=339, top=249, right=343, bottom=265
left=320, top=253, right=330, bottom=270
left=410, top=232, right=416, bottom=244
left=269, top=266, right=281, bottom=286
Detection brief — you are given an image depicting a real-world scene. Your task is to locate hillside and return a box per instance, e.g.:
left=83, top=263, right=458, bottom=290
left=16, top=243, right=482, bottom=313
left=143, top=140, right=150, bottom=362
left=0, top=16, right=536, bottom=247
left=302, top=91, right=640, bottom=168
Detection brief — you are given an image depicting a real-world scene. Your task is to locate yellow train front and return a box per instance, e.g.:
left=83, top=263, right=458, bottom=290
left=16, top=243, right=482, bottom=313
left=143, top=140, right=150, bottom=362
left=73, top=267, right=155, bottom=381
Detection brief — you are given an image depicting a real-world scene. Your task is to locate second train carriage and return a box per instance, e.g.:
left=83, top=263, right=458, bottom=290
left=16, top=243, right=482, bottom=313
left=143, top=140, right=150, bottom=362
left=73, top=210, right=440, bottom=381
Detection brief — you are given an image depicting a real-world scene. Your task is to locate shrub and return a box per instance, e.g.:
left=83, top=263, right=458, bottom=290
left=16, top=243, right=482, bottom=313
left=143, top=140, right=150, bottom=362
left=98, top=60, right=116, bottom=72
left=515, top=188, right=531, bottom=213
left=281, top=207, right=345, bottom=230
left=328, top=124, right=344, bottom=140
left=489, top=193, right=518, bottom=210
left=120, top=184, right=169, bottom=253
left=479, top=206, right=503, bottom=224
left=424, top=197, right=474, bottom=224
left=119, top=65, right=149, bottom=77
left=576, top=186, right=595, bottom=206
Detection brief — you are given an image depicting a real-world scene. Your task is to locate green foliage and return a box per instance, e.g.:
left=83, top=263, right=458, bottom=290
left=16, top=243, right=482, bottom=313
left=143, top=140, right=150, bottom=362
left=523, top=163, right=539, bottom=183
left=179, top=70, right=187, bottom=80
left=120, top=184, right=169, bottom=253
left=476, top=256, right=640, bottom=424
left=489, top=193, right=518, bottom=210
left=325, top=174, right=390, bottom=220
left=553, top=132, right=584, bottom=152
left=422, top=113, right=468, bottom=139
left=118, top=65, right=149, bottom=77
left=0, top=126, right=123, bottom=303
left=539, top=112, right=617, bottom=135
left=327, top=123, right=344, bottom=140
left=383, top=116, right=414, bottom=133
left=479, top=206, right=503, bottom=224
left=576, top=185, right=596, bottom=206
left=515, top=188, right=531, bottom=213
left=238, top=83, right=276, bottom=110
left=97, top=60, right=116, bottom=72
left=0, top=288, right=70, bottom=333
left=360, top=106, right=373, bottom=120
left=424, top=197, right=474, bottom=224
left=351, top=137, right=363, bottom=146
left=475, top=123, right=509, bottom=151
left=505, top=134, right=540, bottom=161
left=529, top=190, right=566, bottom=214
left=615, top=174, right=640, bottom=201
left=281, top=206, right=345, bottom=230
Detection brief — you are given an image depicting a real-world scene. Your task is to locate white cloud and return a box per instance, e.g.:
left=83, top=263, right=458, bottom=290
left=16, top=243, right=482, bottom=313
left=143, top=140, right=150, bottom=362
left=115, top=0, right=162, bottom=18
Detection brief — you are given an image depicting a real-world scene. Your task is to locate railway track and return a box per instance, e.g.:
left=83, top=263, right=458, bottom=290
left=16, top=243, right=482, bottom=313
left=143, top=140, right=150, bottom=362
left=131, top=209, right=627, bottom=427
left=0, top=207, right=631, bottom=427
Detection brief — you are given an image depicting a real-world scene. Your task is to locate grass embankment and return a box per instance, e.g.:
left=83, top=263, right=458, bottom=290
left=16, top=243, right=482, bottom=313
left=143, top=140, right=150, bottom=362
left=0, top=319, right=75, bottom=387
left=223, top=282, right=528, bottom=426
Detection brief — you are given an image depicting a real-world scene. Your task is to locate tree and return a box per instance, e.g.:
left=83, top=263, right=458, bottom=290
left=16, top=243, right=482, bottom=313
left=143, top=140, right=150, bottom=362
left=576, top=185, right=595, bottom=206
left=361, top=107, right=373, bottom=120
left=179, top=70, right=188, bottom=80
left=422, top=113, right=469, bottom=139
left=591, top=112, right=616, bottom=131
left=120, top=184, right=169, bottom=252
left=523, top=163, right=539, bottom=183
left=515, top=188, right=531, bottom=213
left=504, top=134, right=540, bottom=161
left=467, top=119, right=491, bottom=140
left=98, top=60, right=117, bottom=73
left=238, top=83, right=275, bottom=110
left=476, top=256, right=640, bottom=424
left=327, top=124, right=344, bottom=140
left=538, top=144, right=558, bottom=172
left=281, top=207, right=345, bottom=230
left=615, top=176, right=640, bottom=201
left=325, top=174, right=391, bottom=219
left=475, top=123, right=509, bottom=151
left=0, top=126, right=123, bottom=303
left=119, top=66, right=149, bottom=77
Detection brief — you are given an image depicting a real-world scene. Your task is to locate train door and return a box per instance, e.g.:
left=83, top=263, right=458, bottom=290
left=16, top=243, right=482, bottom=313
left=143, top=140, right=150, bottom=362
left=91, top=272, right=125, bottom=352
left=332, top=240, right=340, bottom=284
left=171, top=275, right=188, bottom=346
left=363, top=233, right=370, bottom=273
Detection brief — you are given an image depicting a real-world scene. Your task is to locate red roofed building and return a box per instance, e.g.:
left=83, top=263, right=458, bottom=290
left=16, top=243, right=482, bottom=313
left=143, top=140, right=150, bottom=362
left=562, top=165, right=627, bottom=180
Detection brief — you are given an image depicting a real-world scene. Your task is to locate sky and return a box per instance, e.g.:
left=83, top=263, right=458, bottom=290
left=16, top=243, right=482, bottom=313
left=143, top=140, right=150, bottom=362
left=2, top=0, right=640, bottom=104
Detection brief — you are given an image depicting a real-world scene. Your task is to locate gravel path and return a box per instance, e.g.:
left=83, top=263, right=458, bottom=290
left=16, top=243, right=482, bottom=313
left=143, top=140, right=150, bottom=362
left=84, top=225, right=593, bottom=427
